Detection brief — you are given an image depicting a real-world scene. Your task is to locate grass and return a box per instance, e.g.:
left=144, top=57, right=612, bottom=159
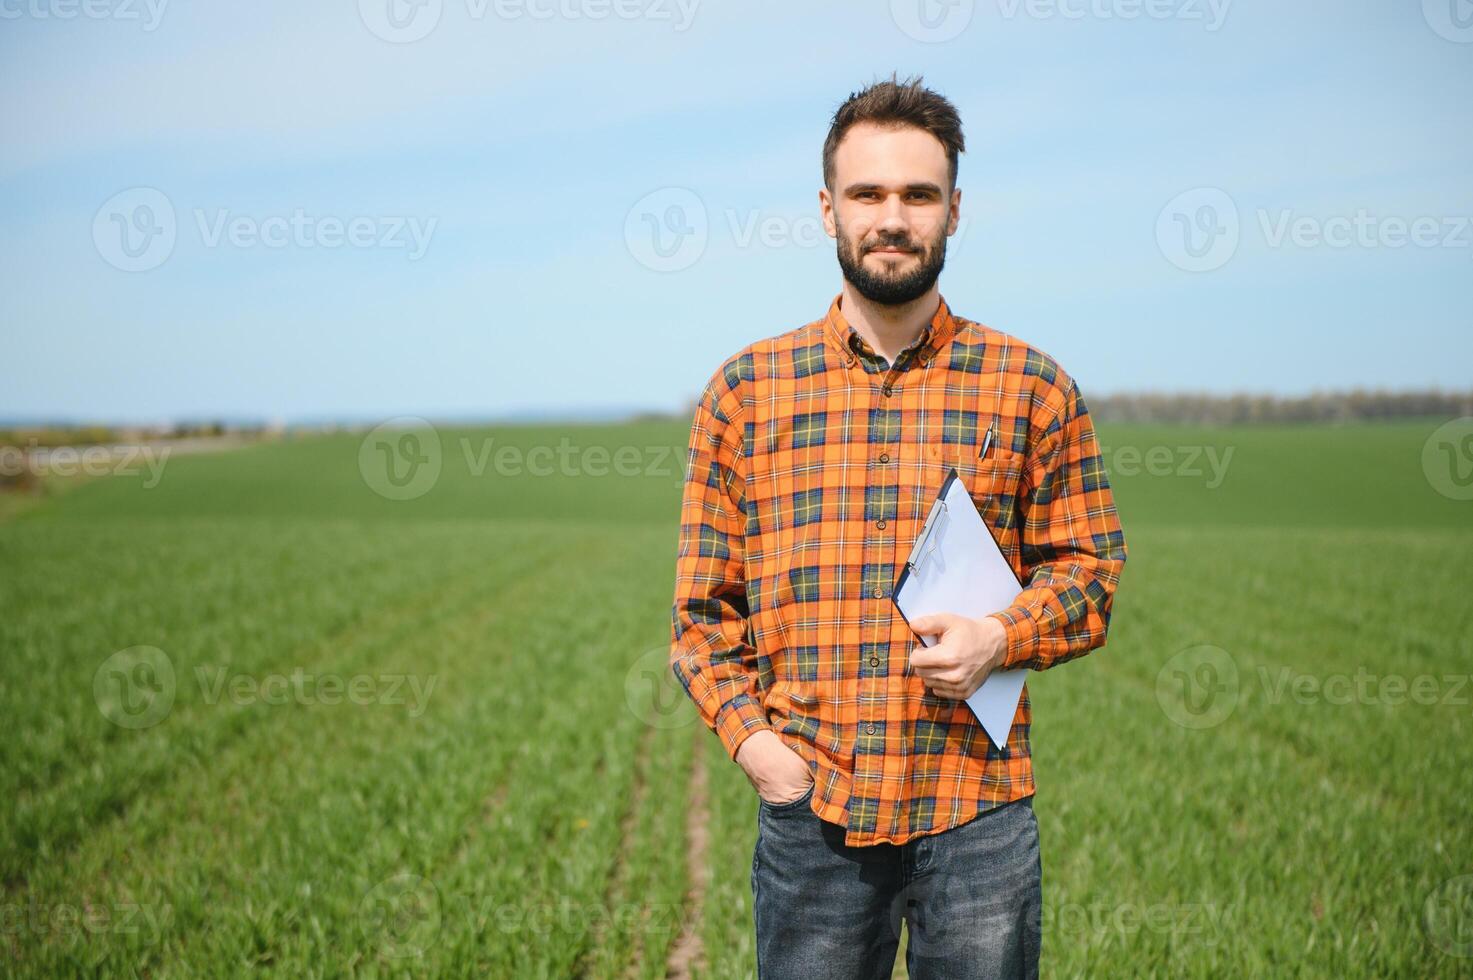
left=1, top=419, right=1469, bottom=977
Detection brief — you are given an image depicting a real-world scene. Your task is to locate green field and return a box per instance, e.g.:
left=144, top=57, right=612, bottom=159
left=2, top=420, right=1470, bottom=977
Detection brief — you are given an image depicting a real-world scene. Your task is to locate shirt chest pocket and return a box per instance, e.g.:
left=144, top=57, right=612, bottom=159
left=927, top=441, right=1028, bottom=557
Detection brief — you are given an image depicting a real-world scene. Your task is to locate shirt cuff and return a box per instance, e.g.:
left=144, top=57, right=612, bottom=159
left=989, top=608, right=1041, bottom=670
left=714, top=695, right=772, bottom=762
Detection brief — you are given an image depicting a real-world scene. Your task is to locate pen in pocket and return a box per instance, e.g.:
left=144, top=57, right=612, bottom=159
left=979, top=423, right=994, bottom=460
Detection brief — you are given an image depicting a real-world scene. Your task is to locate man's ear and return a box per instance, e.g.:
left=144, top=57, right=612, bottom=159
left=947, top=187, right=962, bottom=237
left=819, top=186, right=837, bottom=239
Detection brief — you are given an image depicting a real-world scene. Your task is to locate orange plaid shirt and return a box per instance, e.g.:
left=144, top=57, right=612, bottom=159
left=669, top=292, right=1127, bottom=846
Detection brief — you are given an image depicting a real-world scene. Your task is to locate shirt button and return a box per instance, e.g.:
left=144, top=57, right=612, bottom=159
left=878, top=452, right=890, bottom=463
left=875, top=519, right=887, bottom=529
left=866, top=723, right=877, bottom=735
left=869, top=656, right=880, bottom=667
left=882, top=385, right=893, bottom=397
left=871, top=587, right=884, bottom=599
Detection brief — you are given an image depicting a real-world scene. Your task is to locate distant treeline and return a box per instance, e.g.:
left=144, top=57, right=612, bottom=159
left=1086, top=390, right=1473, bottom=425
left=652, top=389, right=1473, bottom=426
left=0, top=421, right=256, bottom=448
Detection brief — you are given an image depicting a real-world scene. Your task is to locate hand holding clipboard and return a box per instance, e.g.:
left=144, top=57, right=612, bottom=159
left=890, top=467, right=1027, bottom=750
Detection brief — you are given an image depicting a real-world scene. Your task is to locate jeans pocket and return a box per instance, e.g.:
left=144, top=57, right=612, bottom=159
left=758, top=780, right=815, bottom=816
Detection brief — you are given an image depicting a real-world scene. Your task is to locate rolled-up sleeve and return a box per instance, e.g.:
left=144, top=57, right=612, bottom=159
left=669, top=371, right=769, bottom=761
left=990, top=378, right=1128, bottom=671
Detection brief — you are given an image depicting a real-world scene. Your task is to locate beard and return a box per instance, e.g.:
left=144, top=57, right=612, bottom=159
left=835, top=218, right=948, bottom=306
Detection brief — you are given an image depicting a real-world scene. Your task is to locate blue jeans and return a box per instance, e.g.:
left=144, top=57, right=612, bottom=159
left=751, top=787, right=1041, bottom=980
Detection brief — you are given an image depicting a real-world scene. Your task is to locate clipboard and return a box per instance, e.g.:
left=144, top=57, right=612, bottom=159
left=891, top=467, right=1027, bottom=750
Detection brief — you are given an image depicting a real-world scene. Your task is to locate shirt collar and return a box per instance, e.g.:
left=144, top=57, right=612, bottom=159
left=822, top=292, right=959, bottom=368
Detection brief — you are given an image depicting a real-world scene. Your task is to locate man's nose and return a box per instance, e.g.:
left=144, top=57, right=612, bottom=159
left=874, top=194, right=909, bottom=237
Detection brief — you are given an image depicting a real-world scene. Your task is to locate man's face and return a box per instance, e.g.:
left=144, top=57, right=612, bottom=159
left=821, top=122, right=961, bottom=306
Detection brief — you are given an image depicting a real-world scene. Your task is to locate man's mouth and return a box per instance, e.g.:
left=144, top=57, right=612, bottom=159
left=869, top=246, right=912, bottom=254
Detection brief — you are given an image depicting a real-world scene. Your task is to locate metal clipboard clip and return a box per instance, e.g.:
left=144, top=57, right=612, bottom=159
left=904, top=483, right=951, bottom=574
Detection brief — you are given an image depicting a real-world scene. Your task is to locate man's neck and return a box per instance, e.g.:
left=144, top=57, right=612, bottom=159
left=839, top=282, right=940, bottom=365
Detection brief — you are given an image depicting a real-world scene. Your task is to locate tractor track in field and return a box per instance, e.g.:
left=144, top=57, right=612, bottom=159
left=665, top=725, right=709, bottom=980
left=570, top=721, right=654, bottom=979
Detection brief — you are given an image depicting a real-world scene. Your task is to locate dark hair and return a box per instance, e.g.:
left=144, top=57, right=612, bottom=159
left=822, top=72, right=965, bottom=194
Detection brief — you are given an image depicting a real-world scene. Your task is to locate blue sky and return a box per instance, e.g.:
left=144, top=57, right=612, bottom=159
left=2, top=0, right=1470, bottom=423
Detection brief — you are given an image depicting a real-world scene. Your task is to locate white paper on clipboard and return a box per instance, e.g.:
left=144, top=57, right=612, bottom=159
left=891, top=467, right=1027, bottom=750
